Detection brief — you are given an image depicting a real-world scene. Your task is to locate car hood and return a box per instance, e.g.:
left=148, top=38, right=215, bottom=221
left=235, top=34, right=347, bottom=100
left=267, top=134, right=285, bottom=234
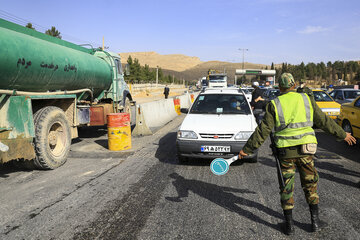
left=180, top=114, right=256, bottom=133
left=316, top=101, right=340, bottom=109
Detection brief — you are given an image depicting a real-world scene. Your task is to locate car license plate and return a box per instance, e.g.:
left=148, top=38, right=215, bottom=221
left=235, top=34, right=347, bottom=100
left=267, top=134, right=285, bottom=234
left=201, top=146, right=231, bottom=152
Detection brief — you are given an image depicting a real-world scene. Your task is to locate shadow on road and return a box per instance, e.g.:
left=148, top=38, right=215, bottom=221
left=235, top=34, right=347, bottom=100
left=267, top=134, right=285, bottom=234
left=155, top=132, right=211, bottom=166
left=316, top=131, right=360, bottom=163
left=165, top=172, right=311, bottom=234
left=0, top=162, right=33, bottom=178
left=259, top=156, right=359, bottom=189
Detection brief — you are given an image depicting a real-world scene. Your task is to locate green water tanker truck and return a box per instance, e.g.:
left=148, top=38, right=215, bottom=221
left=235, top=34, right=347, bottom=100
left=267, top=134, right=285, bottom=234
left=0, top=18, right=134, bottom=169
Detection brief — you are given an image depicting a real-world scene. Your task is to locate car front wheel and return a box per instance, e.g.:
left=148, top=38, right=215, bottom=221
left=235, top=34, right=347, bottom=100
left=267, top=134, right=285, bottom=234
left=342, top=120, right=353, bottom=135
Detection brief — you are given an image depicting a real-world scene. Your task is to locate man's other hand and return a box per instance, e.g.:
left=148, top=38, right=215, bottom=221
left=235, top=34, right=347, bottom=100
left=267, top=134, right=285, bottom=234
left=238, top=150, right=248, bottom=159
left=344, top=132, right=357, bottom=146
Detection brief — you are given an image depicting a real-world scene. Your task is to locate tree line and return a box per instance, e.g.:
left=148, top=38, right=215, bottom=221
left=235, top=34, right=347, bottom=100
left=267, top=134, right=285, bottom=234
left=271, top=61, right=360, bottom=85
left=25, top=23, right=61, bottom=39
left=124, top=55, right=182, bottom=84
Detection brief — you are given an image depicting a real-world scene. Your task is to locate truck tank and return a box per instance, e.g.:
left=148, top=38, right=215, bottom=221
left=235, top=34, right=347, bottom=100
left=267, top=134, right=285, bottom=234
left=0, top=18, right=113, bottom=99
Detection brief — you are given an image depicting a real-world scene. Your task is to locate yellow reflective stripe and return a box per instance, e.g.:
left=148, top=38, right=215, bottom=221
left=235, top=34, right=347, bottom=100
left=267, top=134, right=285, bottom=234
left=273, top=98, right=285, bottom=130
left=274, top=131, right=315, bottom=141
left=276, top=121, right=314, bottom=131
left=300, top=93, right=311, bottom=122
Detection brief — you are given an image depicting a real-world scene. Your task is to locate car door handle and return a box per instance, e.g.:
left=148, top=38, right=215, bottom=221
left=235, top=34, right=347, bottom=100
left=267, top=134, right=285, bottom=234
left=351, top=112, right=355, bottom=114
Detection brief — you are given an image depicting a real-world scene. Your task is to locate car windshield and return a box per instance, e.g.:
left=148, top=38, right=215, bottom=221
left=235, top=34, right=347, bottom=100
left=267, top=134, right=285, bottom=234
left=313, top=91, right=333, bottom=102
left=344, top=90, right=360, bottom=99
left=209, top=75, right=226, bottom=81
left=190, top=94, right=251, bottom=114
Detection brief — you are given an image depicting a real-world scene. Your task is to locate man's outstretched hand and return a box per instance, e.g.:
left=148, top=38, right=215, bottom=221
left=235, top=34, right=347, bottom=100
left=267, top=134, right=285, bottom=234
left=344, top=132, right=356, bottom=146
left=238, top=150, right=248, bottom=159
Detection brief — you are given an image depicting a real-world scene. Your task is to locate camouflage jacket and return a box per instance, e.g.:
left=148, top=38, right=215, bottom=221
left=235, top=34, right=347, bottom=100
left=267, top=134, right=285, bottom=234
left=242, top=88, right=346, bottom=158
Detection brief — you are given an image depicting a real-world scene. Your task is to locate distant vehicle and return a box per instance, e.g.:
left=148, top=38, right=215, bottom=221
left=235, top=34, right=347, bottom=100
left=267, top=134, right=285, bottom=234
left=246, top=87, right=254, bottom=93
left=207, top=69, right=227, bottom=88
left=337, top=96, right=360, bottom=139
left=312, top=90, right=340, bottom=120
left=329, top=89, right=360, bottom=104
left=176, top=87, right=258, bottom=163
left=263, top=88, right=280, bottom=101
left=201, top=77, right=208, bottom=89
left=240, top=87, right=252, bottom=102
left=208, top=73, right=227, bottom=88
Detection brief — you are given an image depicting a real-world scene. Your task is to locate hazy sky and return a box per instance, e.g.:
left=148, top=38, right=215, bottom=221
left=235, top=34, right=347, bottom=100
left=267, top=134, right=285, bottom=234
left=1, top=0, right=360, bottom=65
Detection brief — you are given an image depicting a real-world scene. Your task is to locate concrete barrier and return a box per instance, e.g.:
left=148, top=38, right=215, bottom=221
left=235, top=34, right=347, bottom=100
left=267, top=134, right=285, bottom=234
left=178, top=94, right=191, bottom=109
left=132, top=92, right=198, bottom=136
left=140, top=98, right=178, bottom=131
left=132, top=105, right=153, bottom=136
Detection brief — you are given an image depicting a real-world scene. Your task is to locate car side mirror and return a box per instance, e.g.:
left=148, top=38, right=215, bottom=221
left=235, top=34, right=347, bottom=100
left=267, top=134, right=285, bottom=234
left=180, top=108, right=189, bottom=114
left=125, top=63, right=130, bottom=76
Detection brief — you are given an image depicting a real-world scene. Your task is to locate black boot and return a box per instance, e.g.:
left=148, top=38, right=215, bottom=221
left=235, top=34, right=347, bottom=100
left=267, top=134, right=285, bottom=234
left=309, top=204, right=328, bottom=232
left=283, top=209, right=295, bottom=235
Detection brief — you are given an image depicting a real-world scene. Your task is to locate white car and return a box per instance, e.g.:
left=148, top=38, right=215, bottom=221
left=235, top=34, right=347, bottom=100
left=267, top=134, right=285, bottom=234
left=240, top=87, right=253, bottom=102
left=176, top=87, right=258, bottom=163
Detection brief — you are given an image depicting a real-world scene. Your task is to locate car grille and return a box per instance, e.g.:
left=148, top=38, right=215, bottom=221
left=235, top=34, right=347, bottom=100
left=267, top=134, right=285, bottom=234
left=199, top=133, right=234, bottom=139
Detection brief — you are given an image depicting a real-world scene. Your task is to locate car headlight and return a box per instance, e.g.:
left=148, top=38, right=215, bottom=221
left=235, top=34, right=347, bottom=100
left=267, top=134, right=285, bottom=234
left=177, top=130, right=198, bottom=139
left=234, top=131, right=253, bottom=140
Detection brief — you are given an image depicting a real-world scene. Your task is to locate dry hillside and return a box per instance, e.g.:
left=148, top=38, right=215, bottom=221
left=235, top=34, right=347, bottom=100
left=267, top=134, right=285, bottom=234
left=119, top=52, right=202, bottom=72
left=119, top=51, right=270, bottom=83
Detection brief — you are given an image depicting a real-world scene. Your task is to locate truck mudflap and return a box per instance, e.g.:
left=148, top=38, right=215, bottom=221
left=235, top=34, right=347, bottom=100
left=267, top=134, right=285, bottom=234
left=0, top=137, right=35, bottom=163
left=0, top=95, right=36, bottom=163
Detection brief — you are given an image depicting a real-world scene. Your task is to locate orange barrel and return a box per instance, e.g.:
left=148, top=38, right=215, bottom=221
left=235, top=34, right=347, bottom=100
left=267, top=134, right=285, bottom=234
left=173, top=97, right=181, bottom=115
left=190, top=94, right=194, bottom=103
left=107, top=113, right=131, bottom=151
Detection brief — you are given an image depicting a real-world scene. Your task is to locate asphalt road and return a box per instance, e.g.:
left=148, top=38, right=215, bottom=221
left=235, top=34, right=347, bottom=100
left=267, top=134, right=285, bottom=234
left=0, top=115, right=359, bottom=240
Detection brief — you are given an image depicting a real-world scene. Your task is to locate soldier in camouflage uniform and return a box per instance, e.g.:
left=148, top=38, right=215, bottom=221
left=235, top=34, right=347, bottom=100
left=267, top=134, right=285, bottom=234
left=238, top=73, right=356, bottom=235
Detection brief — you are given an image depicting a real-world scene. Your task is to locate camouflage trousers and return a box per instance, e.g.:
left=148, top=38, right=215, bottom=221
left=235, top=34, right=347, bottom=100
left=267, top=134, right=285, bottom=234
left=280, top=155, right=319, bottom=210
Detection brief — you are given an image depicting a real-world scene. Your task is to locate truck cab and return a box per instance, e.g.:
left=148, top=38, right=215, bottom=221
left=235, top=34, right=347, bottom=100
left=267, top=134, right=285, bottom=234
left=208, top=73, right=228, bottom=88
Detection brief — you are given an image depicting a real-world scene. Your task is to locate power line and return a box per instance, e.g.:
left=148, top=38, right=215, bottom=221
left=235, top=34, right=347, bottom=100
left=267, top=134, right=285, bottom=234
left=0, top=9, right=102, bottom=48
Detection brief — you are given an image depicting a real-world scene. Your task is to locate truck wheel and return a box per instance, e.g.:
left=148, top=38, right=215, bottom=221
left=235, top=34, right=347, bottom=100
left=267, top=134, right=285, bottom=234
left=124, top=97, right=131, bottom=116
left=342, top=120, right=353, bottom=135
left=124, top=97, right=135, bottom=126
left=33, top=106, right=71, bottom=169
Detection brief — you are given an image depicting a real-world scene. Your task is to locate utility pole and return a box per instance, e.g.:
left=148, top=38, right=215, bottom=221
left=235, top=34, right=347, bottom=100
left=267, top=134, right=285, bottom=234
left=102, top=36, right=104, bottom=51
left=238, top=48, right=248, bottom=69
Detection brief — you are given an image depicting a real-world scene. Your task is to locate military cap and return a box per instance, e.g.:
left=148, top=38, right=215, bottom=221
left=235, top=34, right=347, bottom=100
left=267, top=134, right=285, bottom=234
left=279, top=73, right=295, bottom=88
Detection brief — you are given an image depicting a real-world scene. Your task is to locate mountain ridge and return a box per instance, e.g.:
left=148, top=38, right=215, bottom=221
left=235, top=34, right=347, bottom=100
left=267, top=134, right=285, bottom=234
left=119, top=51, right=270, bottom=82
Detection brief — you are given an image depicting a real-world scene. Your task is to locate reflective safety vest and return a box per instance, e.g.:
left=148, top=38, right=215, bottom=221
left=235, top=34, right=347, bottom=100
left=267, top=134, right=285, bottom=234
left=271, top=92, right=317, bottom=148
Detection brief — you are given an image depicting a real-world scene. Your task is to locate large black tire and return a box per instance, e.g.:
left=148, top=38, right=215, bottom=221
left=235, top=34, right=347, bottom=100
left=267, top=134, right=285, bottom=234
left=13, top=108, right=48, bottom=170
left=33, top=106, right=71, bottom=169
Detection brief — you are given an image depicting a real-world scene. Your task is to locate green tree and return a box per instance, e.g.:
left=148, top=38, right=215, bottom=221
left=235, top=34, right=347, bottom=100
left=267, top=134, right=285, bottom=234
left=271, top=62, right=275, bottom=70
left=25, top=23, right=35, bottom=30
left=132, top=58, right=142, bottom=81
left=45, top=26, right=62, bottom=39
